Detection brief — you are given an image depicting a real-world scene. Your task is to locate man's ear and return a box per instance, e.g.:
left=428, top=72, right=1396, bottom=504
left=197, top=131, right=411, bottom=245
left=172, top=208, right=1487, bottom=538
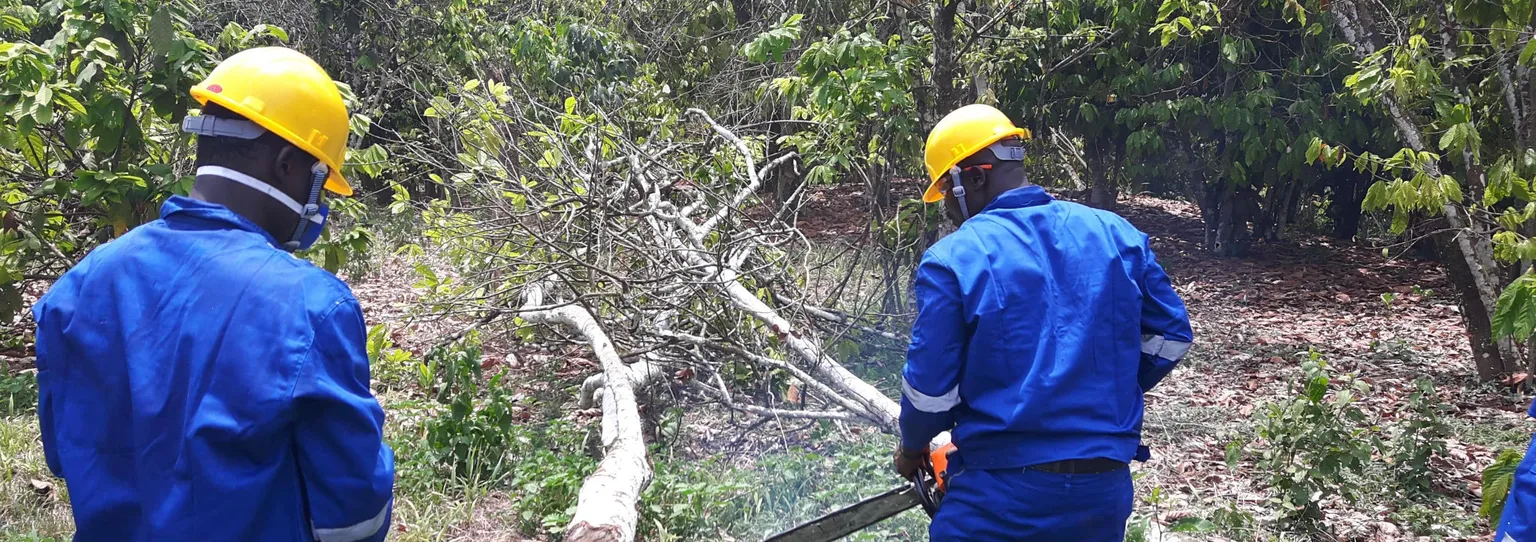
left=965, top=165, right=991, bottom=191
left=272, top=145, right=312, bottom=194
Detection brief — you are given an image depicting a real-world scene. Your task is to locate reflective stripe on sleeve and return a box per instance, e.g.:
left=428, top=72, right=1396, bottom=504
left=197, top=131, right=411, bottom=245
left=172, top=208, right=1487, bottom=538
left=902, top=378, right=960, bottom=413
left=312, top=503, right=389, bottom=542
left=1141, top=335, right=1193, bottom=361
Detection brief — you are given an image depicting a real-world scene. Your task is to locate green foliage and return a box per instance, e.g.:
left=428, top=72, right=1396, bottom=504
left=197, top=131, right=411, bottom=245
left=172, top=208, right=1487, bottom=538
left=1483, top=448, right=1524, bottom=520
left=638, top=456, right=757, bottom=540
left=0, top=370, right=34, bottom=415
left=364, top=323, right=416, bottom=389
left=1254, top=352, right=1456, bottom=527
left=742, top=13, right=802, bottom=63
left=1256, top=351, right=1377, bottom=522
left=298, top=197, right=374, bottom=277
left=0, top=0, right=229, bottom=321
left=1494, top=272, right=1536, bottom=341
left=1385, top=378, right=1450, bottom=494
left=505, top=422, right=596, bottom=536
left=423, top=335, right=521, bottom=480
left=758, top=20, right=924, bottom=186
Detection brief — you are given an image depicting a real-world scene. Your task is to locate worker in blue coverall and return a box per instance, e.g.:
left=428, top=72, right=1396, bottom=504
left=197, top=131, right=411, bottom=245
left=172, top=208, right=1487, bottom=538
left=892, top=104, right=1194, bottom=541
left=31, top=47, right=394, bottom=542
left=1497, top=399, right=1536, bottom=541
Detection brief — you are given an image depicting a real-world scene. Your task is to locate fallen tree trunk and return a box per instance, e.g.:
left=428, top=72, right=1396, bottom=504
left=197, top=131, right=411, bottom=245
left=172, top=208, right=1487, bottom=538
left=578, top=356, right=668, bottom=409
left=519, top=287, right=651, bottom=542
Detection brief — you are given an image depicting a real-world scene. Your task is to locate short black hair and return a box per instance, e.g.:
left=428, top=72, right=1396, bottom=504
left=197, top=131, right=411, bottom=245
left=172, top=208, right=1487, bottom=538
left=193, top=103, right=293, bottom=168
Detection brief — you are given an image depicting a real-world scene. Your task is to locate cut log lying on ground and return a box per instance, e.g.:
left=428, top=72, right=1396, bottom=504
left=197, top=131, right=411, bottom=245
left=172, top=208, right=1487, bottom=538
left=518, top=284, right=651, bottom=542
left=578, top=355, right=668, bottom=409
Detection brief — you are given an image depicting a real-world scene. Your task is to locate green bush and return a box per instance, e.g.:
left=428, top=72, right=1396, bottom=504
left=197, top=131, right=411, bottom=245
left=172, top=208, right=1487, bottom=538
left=363, top=323, right=416, bottom=389
left=1386, top=378, right=1450, bottom=494
left=1254, top=352, right=1457, bottom=530
left=504, top=421, right=596, bottom=537
left=1256, top=351, right=1378, bottom=522
left=639, top=456, right=757, bottom=540
left=423, top=335, right=520, bottom=481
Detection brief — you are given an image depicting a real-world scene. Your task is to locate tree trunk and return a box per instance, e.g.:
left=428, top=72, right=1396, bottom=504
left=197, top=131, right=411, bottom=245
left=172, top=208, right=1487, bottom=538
left=1088, top=138, right=1118, bottom=210
left=519, top=287, right=651, bottom=542
left=1331, top=0, right=1522, bottom=379
left=930, top=0, right=965, bottom=115
left=1328, top=168, right=1366, bottom=240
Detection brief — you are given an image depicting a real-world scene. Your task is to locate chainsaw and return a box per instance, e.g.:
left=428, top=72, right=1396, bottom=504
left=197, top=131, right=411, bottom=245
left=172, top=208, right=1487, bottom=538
left=763, top=442, right=957, bottom=542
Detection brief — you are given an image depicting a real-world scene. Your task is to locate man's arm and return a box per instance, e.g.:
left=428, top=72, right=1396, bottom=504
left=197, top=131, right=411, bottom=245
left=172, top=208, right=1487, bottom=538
left=1137, top=234, right=1194, bottom=392
left=293, top=299, right=395, bottom=542
left=31, top=304, right=63, bottom=478
left=899, top=252, right=968, bottom=453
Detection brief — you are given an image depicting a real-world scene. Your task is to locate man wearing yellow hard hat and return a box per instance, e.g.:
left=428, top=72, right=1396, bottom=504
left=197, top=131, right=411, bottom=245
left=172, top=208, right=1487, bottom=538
left=32, top=47, right=394, bottom=541
left=894, top=105, right=1193, bottom=540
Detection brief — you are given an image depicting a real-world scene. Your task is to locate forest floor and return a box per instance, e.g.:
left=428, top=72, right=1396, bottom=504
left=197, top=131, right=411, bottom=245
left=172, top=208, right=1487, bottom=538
left=2, top=190, right=1535, bottom=541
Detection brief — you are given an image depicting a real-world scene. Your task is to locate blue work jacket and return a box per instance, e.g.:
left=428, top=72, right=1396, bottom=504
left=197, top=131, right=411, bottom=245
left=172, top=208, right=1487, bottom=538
left=899, top=186, right=1194, bottom=470
left=32, top=196, right=394, bottom=542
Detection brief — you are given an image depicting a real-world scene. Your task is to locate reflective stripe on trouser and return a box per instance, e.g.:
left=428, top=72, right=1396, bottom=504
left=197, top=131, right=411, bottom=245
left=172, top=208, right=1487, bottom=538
left=929, top=466, right=1132, bottom=542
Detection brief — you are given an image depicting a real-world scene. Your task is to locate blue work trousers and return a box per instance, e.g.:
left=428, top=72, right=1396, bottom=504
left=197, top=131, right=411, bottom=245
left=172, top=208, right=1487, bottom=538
left=929, top=466, right=1133, bottom=541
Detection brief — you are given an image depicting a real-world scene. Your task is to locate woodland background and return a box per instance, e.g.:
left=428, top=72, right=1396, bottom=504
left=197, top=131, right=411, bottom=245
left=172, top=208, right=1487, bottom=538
left=6, top=0, right=1536, bottom=540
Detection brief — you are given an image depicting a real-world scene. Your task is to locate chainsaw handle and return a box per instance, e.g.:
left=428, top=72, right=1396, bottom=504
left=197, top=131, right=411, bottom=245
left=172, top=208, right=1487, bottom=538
left=911, top=471, right=941, bottom=517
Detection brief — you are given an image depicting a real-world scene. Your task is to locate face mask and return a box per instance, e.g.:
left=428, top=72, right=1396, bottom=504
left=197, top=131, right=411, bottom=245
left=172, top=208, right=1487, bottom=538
left=196, top=164, right=329, bottom=252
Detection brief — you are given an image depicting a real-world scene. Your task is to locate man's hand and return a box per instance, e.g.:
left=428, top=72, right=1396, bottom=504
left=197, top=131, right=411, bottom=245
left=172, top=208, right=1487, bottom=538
left=893, top=445, right=929, bottom=479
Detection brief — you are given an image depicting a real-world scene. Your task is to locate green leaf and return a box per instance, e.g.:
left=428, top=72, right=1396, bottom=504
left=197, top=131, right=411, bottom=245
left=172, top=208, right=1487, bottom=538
left=1305, top=138, right=1322, bottom=164
left=1521, top=39, right=1536, bottom=66
left=1511, top=0, right=1535, bottom=28
left=1306, top=376, right=1329, bottom=402
left=34, top=84, right=52, bottom=111
left=0, top=15, right=27, bottom=34
left=1169, top=517, right=1217, bottom=533
left=148, top=6, right=175, bottom=57
left=564, top=96, right=577, bottom=115
left=1494, top=273, right=1536, bottom=341
left=20, top=131, right=44, bottom=171
left=1482, top=449, right=1523, bottom=519
left=1438, top=124, right=1461, bottom=151
left=54, top=92, right=85, bottom=115
left=1157, top=0, right=1179, bottom=22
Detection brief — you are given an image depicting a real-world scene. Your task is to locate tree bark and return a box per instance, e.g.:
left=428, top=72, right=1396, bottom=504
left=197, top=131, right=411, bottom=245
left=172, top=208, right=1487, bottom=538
left=520, top=287, right=651, bottom=542
left=930, top=0, right=966, bottom=115
left=1088, top=138, right=1118, bottom=210
left=1330, top=0, right=1522, bottom=379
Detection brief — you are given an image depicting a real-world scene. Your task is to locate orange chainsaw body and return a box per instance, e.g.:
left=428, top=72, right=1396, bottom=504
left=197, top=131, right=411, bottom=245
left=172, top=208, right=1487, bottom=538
left=930, top=442, right=957, bottom=492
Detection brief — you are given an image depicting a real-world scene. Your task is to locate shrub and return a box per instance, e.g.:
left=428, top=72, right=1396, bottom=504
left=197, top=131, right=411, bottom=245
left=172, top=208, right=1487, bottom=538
left=1256, top=351, right=1377, bottom=522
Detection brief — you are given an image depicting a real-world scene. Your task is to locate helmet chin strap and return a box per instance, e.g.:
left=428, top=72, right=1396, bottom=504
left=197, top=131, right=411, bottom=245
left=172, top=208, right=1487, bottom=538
left=283, top=162, right=329, bottom=252
left=948, top=166, right=971, bottom=219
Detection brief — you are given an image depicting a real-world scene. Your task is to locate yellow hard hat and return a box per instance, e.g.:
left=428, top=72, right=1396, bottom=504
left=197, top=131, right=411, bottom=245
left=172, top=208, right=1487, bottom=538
left=922, top=104, right=1031, bottom=203
left=189, top=47, right=353, bottom=196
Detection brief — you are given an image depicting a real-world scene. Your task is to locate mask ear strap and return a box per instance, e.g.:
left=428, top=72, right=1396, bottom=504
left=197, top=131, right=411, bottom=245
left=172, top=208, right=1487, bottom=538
left=948, top=166, right=970, bottom=219
left=283, top=162, right=329, bottom=252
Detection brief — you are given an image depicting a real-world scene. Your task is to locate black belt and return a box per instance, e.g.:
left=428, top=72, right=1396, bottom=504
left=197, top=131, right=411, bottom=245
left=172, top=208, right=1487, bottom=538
left=1024, top=458, right=1127, bottom=474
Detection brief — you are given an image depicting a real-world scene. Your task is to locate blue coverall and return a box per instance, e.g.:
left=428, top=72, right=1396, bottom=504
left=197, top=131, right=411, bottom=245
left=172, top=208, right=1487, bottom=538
left=899, top=186, right=1193, bottom=541
left=1497, top=399, right=1536, bottom=542
left=32, top=196, right=395, bottom=542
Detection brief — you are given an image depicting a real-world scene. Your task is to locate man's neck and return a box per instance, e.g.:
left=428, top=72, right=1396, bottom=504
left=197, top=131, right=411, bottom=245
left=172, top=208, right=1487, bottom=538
left=189, top=175, right=289, bottom=241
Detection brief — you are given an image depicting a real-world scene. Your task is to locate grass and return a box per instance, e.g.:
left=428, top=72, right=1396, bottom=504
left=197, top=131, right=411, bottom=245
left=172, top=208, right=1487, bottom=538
left=0, top=415, right=71, bottom=541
